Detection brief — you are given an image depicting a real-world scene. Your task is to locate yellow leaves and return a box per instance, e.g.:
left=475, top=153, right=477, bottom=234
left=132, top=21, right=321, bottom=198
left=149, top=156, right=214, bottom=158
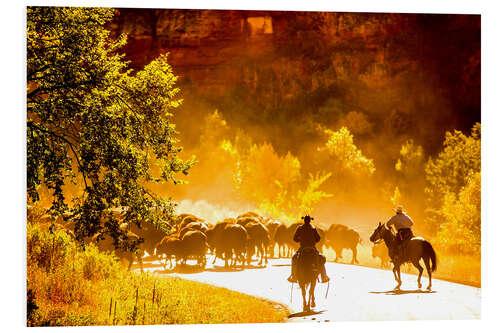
left=241, top=142, right=301, bottom=202
left=390, top=186, right=401, bottom=206
left=319, top=126, right=375, bottom=175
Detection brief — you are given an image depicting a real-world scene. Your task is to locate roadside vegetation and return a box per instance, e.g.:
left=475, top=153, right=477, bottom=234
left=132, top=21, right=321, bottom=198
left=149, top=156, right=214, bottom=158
left=27, top=221, right=288, bottom=326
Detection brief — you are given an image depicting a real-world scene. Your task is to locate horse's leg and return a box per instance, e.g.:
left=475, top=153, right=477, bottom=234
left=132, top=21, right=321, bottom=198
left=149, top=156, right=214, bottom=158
left=396, top=265, right=402, bottom=288
left=310, top=280, right=316, bottom=308
left=424, top=257, right=432, bottom=290
left=300, top=283, right=308, bottom=312
left=392, top=265, right=401, bottom=289
left=412, top=259, right=424, bottom=289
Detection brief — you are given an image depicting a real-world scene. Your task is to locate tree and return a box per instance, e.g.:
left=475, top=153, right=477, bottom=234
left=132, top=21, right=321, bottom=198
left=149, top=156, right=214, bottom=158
left=437, top=171, right=481, bottom=254
left=27, top=7, right=193, bottom=247
left=424, top=123, right=481, bottom=237
left=392, top=139, right=427, bottom=224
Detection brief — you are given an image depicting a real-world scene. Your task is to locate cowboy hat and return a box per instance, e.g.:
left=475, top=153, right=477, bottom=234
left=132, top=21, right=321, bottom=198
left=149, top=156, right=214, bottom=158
left=393, top=205, right=406, bottom=214
left=301, top=215, right=314, bottom=222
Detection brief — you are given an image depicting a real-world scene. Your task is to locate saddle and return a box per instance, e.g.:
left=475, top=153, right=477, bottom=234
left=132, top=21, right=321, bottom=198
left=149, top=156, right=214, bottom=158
left=297, top=247, right=320, bottom=270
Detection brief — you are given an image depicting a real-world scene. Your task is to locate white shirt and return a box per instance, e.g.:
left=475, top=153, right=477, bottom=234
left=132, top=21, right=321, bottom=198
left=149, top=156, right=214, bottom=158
left=386, top=213, right=414, bottom=230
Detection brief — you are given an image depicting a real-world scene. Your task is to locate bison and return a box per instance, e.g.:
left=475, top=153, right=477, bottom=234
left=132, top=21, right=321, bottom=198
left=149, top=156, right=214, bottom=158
left=237, top=211, right=263, bottom=223
left=372, top=242, right=390, bottom=268
left=155, top=235, right=182, bottom=269
left=91, top=229, right=144, bottom=272
left=284, top=222, right=302, bottom=257
left=208, top=223, right=247, bottom=268
left=265, top=220, right=280, bottom=258
left=245, top=222, right=270, bottom=265
left=325, top=224, right=362, bottom=264
left=177, top=230, right=208, bottom=267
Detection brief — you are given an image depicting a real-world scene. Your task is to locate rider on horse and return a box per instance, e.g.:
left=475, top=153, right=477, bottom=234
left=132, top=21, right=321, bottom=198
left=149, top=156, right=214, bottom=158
left=386, top=205, right=414, bottom=262
left=287, top=215, right=330, bottom=283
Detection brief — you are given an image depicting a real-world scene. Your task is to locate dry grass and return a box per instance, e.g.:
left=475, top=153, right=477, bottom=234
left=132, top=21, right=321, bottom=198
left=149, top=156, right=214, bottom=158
left=27, top=223, right=288, bottom=326
left=322, top=244, right=481, bottom=287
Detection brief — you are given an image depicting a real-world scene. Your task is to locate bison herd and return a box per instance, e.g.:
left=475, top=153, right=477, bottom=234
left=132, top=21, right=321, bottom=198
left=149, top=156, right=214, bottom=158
left=32, top=210, right=390, bottom=272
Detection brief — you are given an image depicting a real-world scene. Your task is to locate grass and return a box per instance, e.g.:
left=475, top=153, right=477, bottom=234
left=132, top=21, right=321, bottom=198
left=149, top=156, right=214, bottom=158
left=322, top=244, right=481, bottom=287
left=27, top=222, right=288, bottom=326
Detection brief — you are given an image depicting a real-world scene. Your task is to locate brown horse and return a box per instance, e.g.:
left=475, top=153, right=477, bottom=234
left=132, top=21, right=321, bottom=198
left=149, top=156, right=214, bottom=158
left=369, top=222, right=437, bottom=290
left=295, top=247, right=320, bottom=311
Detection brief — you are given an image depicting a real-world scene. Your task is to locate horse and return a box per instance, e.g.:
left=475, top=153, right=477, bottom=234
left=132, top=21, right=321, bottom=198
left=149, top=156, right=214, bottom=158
left=295, top=247, right=320, bottom=312
left=369, top=222, right=437, bottom=290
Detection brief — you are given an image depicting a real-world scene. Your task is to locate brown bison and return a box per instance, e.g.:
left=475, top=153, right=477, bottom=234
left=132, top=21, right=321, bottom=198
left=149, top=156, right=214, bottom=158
left=179, top=221, right=209, bottom=239
left=222, top=224, right=248, bottom=267
left=237, top=211, right=263, bottom=223
left=155, top=235, right=182, bottom=269
left=265, top=220, right=280, bottom=258
left=206, top=221, right=234, bottom=263
left=372, top=242, right=390, bottom=268
left=122, top=220, right=167, bottom=259
left=285, top=222, right=302, bottom=257
left=245, top=222, right=270, bottom=265
left=178, top=230, right=208, bottom=267
left=178, top=214, right=204, bottom=231
left=236, top=216, right=260, bottom=228
left=208, top=223, right=247, bottom=267
left=155, top=230, right=208, bottom=268
left=91, top=229, right=144, bottom=272
left=325, top=224, right=362, bottom=264
left=274, top=223, right=288, bottom=258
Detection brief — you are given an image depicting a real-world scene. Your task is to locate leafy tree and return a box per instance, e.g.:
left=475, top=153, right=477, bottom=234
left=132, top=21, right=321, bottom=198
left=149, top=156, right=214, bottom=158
left=27, top=7, right=193, bottom=246
left=424, top=123, right=481, bottom=237
left=318, top=126, right=375, bottom=175
left=391, top=139, right=427, bottom=224
left=437, top=171, right=481, bottom=254
left=236, top=142, right=301, bottom=203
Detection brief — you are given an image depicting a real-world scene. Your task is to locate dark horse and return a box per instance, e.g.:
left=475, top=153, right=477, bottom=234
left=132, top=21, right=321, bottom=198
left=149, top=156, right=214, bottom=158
left=296, top=247, right=320, bottom=311
left=369, top=222, right=437, bottom=290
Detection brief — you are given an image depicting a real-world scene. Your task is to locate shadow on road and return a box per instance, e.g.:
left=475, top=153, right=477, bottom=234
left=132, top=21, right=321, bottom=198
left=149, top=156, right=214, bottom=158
left=369, top=289, right=437, bottom=295
left=153, top=264, right=206, bottom=275
left=288, top=309, right=326, bottom=318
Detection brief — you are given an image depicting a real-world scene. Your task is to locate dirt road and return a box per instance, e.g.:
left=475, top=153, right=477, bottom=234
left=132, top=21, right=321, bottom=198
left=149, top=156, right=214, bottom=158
left=139, top=257, right=480, bottom=322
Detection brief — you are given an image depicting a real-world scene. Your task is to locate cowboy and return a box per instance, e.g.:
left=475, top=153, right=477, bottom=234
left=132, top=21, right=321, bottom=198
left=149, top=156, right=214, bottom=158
left=386, top=205, right=414, bottom=261
left=287, top=215, right=330, bottom=283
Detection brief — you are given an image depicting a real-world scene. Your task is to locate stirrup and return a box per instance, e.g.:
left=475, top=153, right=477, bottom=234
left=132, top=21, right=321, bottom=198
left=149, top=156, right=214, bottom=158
left=287, top=275, right=297, bottom=283
left=321, top=275, right=330, bottom=283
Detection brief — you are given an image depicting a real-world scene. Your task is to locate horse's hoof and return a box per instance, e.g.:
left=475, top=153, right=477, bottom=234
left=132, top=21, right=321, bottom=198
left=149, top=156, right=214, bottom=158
left=418, top=282, right=422, bottom=289
left=427, top=286, right=432, bottom=291
left=311, top=301, right=316, bottom=308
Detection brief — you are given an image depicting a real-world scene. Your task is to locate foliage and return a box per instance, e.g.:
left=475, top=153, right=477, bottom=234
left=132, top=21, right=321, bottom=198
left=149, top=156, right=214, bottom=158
left=424, top=123, right=481, bottom=251
left=425, top=123, right=481, bottom=205
left=337, top=111, right=373, bottom=136
left=425, top=123, right=481, bottom=236
left=27, top=7, right=193, bottom=246
left=26, top=223, right=287, bottom=326
left=436, top=172, right=481, bottom=254
left=237, top=142, right=301, bottom=203
left=318, top=126, right=375, bottom=175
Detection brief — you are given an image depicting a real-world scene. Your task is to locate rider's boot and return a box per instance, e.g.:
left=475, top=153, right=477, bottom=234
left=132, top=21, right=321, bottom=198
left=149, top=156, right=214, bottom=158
left=320, top=264, right=330, bottom=283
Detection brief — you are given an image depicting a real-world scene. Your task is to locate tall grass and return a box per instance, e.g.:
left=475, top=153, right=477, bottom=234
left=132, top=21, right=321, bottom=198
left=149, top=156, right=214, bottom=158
left=27, top=223, right=288, bottom=326
left=322, top=244, right=480, bottom=287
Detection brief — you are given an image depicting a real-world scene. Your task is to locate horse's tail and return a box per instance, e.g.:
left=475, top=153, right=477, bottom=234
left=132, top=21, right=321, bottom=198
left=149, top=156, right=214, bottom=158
left=423, top=241, right=437, bottom=272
